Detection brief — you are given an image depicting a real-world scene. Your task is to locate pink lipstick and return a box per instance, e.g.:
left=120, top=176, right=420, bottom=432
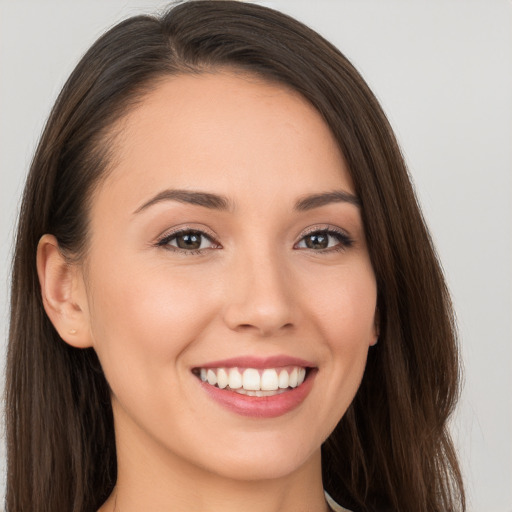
left=193, top=355, right=317, bottom=418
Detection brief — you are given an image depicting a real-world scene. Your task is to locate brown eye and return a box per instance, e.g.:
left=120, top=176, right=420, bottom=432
left=296, top=229, right=353, bottom=251
left=158, top=229, right=217, bottom=252
left=175, top=232, right=203, bottom=250
left=303, top=233, right=329, bottom=249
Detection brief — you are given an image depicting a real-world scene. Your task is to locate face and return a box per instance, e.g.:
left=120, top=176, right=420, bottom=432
left=79, top=72, right=378, bottom=482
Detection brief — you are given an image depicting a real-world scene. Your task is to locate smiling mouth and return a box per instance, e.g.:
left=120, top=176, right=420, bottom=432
left=192, top=366, right=310, bottom=397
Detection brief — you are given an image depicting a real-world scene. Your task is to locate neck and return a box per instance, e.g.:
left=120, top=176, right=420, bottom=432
left=98, top=408, right=329, bottom=512
left=105, top=468, right=329, bottom=512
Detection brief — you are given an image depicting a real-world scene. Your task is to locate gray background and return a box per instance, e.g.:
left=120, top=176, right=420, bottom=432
left=0, top=1, right=510, bottom=511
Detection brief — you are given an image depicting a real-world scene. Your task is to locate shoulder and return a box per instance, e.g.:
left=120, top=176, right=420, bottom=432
left=324, top=491, right=353, bottom=512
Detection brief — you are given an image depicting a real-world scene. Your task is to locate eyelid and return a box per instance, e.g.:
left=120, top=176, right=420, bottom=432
left=155, top=225, right=221, bottom=253
left=294, top=224, right=354, bottom=251
left=156, top=224, right=217, bottom=241
left=153, top=223, right=354, bottom=254
left=299, top=224, right=351, bottom=239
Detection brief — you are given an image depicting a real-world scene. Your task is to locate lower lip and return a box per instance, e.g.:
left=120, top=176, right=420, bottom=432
left=198, top=370, right=316, bottom=418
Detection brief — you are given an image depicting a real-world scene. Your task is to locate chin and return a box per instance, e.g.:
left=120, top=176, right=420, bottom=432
left=190, top=436, right=320, bottom=482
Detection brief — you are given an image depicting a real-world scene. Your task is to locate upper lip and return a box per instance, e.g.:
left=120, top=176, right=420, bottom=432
left=193, top=355, right=315, bottom=369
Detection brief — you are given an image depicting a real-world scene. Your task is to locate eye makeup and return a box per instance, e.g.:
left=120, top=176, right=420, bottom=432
left=154, top=223, right=354, bottom=256
left=156, top=226, right=221, bottom=256
left=294, top=225, right=354, bottom=253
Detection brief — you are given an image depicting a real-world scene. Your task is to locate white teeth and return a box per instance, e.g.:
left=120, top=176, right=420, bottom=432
left=234, top=388, right=288, bottom=397
left=217, top=368, right=229, bottom=389
left=278, top=369, right=289, bottom=389
left=198, top=366, right=309, bottom=392
left=228, top=368, right=242, bottom=389
left=261, top=369, right=279, bottom=391
left=206, top=369, right=217, bottom=386
left=242, top=368, right=261, bottom=390
left=289, top=368, right=298, bottom=388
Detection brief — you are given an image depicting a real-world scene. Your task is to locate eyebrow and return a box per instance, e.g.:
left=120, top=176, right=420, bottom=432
left=134, top=189, right=233, bottom=214
left=294, top=190, right=361, bottom=211
left=133, top=188, right=360, bottom=214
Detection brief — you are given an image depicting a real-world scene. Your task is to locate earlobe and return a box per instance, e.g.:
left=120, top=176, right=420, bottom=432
left=36, top=234, right=92, bottom=348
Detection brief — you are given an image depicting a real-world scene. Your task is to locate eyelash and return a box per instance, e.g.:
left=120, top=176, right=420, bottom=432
left=156, top=227, right=220, bottom=256
left=298, top=226, right=354, bottom=253
left=156, top=226, right=354, bottom=256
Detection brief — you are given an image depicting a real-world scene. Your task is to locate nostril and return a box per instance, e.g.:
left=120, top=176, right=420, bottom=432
left=234, top=322, right=294, bottom=337
left=221, top=274, right=296, bottom=335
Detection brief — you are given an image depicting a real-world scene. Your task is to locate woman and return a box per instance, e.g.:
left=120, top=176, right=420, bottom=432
left=6, top=1, right=465, bottom=511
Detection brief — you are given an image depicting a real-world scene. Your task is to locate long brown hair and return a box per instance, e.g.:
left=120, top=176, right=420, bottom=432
left=6, top=2, right=465, bottom=511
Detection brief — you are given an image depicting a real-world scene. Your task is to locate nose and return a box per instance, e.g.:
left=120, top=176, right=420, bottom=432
left=222, top=249, right=296, bottom=337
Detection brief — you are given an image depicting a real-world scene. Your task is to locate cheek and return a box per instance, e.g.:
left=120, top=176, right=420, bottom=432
left=304, top=261, right=377, bottom=345
left=302, top=262, right=377, bottom=414
left=86, top=258, right=218, bottom=389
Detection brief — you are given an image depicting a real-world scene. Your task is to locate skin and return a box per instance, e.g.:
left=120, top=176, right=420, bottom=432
left=38, top=71, right=378, bottom=512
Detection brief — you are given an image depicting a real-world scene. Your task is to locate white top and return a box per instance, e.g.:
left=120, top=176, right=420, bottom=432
left=324, top=491, right=352, bottom=512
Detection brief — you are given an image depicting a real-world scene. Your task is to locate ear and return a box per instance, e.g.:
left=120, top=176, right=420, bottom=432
left=36, top=234, right=93, bottom=348
left=370, top=306, right=380, bottom=346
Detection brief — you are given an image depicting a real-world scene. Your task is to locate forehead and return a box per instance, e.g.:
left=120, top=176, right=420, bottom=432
left=94, top=71, right=353, bottom=215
